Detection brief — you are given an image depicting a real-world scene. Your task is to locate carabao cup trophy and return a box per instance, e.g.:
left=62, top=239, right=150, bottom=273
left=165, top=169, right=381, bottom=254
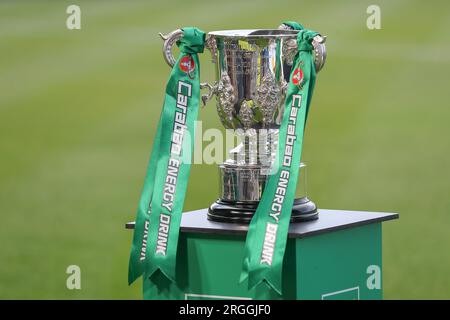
left=160, top=25, right=326, bottom=223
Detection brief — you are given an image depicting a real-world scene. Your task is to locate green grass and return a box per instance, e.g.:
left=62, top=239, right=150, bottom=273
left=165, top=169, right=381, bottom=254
left=1, top=0, right=449, bottom=299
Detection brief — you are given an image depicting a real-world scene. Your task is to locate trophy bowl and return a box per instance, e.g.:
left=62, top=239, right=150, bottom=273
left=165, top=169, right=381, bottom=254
left=161, top=27, right=326, bottom=223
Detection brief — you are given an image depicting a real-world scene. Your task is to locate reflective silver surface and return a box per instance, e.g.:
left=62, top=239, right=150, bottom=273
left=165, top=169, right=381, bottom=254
left=218, top=164, right=264, bottom=202
left=159, top=28, right=325, bottom=203
left=218, top=162, right=309, bottom=202
left=208, top=29, right=295, bottom=130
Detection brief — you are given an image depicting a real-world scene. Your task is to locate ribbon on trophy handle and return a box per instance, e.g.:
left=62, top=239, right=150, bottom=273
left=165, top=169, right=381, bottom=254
left=240, top=22, right=325, bottom=295
left=128, top=27, right=205, bottom=289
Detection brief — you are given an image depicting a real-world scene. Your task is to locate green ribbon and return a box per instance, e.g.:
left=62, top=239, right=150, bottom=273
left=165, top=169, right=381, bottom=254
left=283, top=21, right=304, bottom=31
left=240, top=24, right=319, bottom=295
left=128, top=27, right=205, bottom=287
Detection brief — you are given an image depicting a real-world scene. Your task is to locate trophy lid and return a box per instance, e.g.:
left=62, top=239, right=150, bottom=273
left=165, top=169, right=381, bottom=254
left=208, top=29, right=299, bottom=39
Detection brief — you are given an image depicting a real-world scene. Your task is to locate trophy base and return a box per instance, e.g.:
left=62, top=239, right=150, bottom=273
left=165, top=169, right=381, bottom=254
left=207, top=196, right=318, bottom=224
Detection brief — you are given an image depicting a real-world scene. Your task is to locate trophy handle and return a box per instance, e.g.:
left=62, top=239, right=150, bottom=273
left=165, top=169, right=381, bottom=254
left=159, top=29, right=184, bottom=68
left=312, top=35, right=327, bottom=72
left=200, top=82, right=217, bottom=106
left=160, top=29, right=217, bottom=106
left=278, top=24, right=327, bottom=72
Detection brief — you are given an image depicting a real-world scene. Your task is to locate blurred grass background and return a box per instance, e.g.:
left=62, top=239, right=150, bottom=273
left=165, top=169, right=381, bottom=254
left=1, top=0, right=449, bottom=299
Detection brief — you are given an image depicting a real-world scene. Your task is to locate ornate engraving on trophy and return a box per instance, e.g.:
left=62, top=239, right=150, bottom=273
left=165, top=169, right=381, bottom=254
left=240, top=51, right=257, bottom=76
left=239, top=100, right=254, bottom=129
left=216, top=72, right=236, bottom=124
left=282, top=38, right=298, bottom=66
left=205, top=36, right=217, bottom=62
left=278, top=25, right=297, bottom=66
left=255, top=72, right=281, bottom=126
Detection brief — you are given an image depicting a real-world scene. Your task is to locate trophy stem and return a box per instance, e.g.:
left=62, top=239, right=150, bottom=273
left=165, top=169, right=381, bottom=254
left=208, top=160, right=318, bottom=224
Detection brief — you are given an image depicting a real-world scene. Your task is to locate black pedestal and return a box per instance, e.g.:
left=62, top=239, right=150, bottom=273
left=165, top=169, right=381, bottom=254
left=207, top=196, right=318, bottom=223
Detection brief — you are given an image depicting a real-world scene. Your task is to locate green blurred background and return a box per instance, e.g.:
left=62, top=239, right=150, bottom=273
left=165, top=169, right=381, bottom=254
left=1, top=0, right=449, bottom=299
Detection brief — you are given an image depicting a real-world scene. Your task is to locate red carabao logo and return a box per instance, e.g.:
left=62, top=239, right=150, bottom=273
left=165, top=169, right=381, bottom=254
left=292, top=67, right=304, bottom=86
left=179, top=56, right=195, bottom=74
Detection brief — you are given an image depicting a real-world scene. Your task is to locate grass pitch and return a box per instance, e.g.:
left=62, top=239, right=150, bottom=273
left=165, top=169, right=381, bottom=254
left=0, top=0, right=449, bottom=298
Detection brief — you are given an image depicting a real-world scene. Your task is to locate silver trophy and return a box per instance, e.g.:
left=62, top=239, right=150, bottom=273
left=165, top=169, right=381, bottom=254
left=161, top=25, right=326, bottom=223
